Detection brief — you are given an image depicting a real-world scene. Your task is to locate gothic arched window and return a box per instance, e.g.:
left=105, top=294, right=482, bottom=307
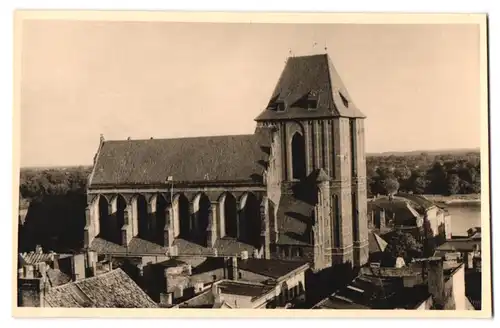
left=291, top=132, right=306, bottom=180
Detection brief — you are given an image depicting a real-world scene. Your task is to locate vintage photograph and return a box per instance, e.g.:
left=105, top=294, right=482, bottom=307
left=13, top=12, right=490, bottom=316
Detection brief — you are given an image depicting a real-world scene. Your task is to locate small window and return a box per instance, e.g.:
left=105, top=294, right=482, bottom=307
left=238, top=272, right=242, bottom=279
left=212, top=274, right=217, bottom=281
left=276, top=102, right=285, bottom=112
left=307, top=99, right=318, bottom=110
left=298, top=248, right=304, bottom=257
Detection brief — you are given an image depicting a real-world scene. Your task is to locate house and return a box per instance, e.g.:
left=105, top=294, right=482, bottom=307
left=313, top=257, right=475, bottom=310
left=18, top=248, right=157, bottom=308
left=368, top=193, right=451, bottom=243
left=433, top=228, right=482, bottom=310
left=43, top=268, right=157, bottom=308
left=84, top=53, right=370, bottom=272
left=175, top=280, right=280, bottom=309
left=138, top=250, right=310, bottom=308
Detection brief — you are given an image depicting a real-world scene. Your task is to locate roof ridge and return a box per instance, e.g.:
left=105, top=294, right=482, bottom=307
left=104, top=133, right=257, bottom=143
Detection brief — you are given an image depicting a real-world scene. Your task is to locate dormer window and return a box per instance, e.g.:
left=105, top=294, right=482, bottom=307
left=292, top=90, right=319, bottom=110
left=307, top=99, right=318, bottom=110
left=267, top=93, right=286, bottom=112
left=306, top=91, right=319, bottom=110
left=340, top=92, right=349, bottom=108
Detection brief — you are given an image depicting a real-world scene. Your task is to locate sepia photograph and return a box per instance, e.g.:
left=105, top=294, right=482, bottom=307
left=12, top=11, right=491, bottom=318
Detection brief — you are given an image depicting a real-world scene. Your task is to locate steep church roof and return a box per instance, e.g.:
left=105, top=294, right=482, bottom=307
left=88, top=127, right=272, bottom=187
left=255, top=54, right=366, bottom=121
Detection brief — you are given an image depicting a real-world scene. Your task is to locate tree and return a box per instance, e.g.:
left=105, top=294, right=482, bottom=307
left=382, top=230, right=423, bottom=266
left=427, top=161, right=448, bottom=194
left=447, top=173, right=460, bottom=195
left=383, top=177, right=400, bottom=196
left=412, top=177, right=428, bottom=194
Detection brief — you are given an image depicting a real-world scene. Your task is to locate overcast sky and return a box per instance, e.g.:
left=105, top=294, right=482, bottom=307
left=19, top=20, right=481, bottom=167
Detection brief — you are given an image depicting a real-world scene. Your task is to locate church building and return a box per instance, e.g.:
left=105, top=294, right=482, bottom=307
left=84, top=53, right=369, bottom=272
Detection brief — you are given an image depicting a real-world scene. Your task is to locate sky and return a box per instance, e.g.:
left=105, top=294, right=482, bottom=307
left=19, top=20, right=481, bottom=167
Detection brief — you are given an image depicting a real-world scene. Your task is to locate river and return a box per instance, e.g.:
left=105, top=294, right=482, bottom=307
left=445, top=203, right=483, bottom=236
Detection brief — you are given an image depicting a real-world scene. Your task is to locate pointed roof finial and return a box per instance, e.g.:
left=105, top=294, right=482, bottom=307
left=100, top=134, right=104, bottom=143
left=324, top=41, right=328, bottom=52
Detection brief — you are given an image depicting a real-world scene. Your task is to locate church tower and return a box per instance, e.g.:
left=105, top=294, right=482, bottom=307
left=255, top=54, right=369, bottom=269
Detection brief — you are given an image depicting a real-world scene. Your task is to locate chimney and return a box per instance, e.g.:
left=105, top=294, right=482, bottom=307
left=427, top=257, right=445, bottom=309
left=230, top=257, right=238, bottom=280
left=35, top=245, right=43, bottom=254
left=164, top=268, right=170, bottom=294
left=18, top=268, right=24, bottom=278
left=185, top=264, right=192, bottom=276
left=212, top=284, right=224, bottom=305
left=252, top=249, right=260, bottom=259
left=53, top=254, right=60, bottom=270
left=25, top=265, right=34, bottom=279
left=71, top=254, right=87, bottom=281
left=159, top=292, right=173, bottom=307
left=241, top=251, right=249, bottom=260
left=38, top=262, right=48, bottom=279
left=466, top=252, right=474, bottom=269
left=174, top=285, right=184, bottom=299
left=394, top=257, right=405, bottom=268
left=194, top=282, right=204, bottom=294
left=86, top=251, right=97, bottom=277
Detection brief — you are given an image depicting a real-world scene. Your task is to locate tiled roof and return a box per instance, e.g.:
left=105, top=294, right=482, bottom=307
left=89, top=128, right=272, bottom=187
left=436, top=239, right=481, bottom=253
left=175, top=238, right=257, bottom=257
left=276, top=193, right=315, bottom=245
left=369, top=197, right=421, bottom=226
left=218, top=280, right=274, bottom=299
left=89, top=236, right=257, bottom=257
left=20, top=252, right=55, bottom=265
left=44, top=283, right=91, bottom=308
left=238, top=258, right=309, bottom=280
left=177, top=288, right=215, bottom=308
left=316, top=260, right=464, bottom=310
left=90, top=237, right=170, bottom=255
left=46, top=268, right=72, bottom=287
left=255, top=54, right=365, bottom=122
left=44, top=269, right=158, bottom=308
left=396, top=193, right=436, bottom=210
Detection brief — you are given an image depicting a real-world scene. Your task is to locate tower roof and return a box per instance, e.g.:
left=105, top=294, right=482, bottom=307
left=255, top=54, right=366, bottom=121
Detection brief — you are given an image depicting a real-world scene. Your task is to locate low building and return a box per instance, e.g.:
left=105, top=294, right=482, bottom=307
left=175, top=279, right=295, bottom=309
left=146, top=251, right=310, bottom=308
left=368, top=193, right=451, bottom=243
left=18, top=249, right=157, bottom=308
left=434, top=227, right=482, bottom=310
left=43, top=268, right=157, bottom=308
left=313, top=257, right=474, bottom=310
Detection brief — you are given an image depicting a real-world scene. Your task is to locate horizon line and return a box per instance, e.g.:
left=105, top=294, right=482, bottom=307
left=19, top=146, right=481, bottom=170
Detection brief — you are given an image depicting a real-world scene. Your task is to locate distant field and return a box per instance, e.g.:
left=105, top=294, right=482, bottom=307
left=367, top=148, right=480, bottom=157
left=423, top=194, right=481, bottom=205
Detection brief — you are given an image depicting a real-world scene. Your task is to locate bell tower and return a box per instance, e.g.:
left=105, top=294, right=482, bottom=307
left=255, top=53, right=369, bottom=268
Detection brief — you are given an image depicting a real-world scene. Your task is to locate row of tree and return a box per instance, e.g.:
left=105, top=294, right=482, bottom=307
left=18, top=152, right=482, bottom=203
left=367, top=152, right=481, bottom=196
